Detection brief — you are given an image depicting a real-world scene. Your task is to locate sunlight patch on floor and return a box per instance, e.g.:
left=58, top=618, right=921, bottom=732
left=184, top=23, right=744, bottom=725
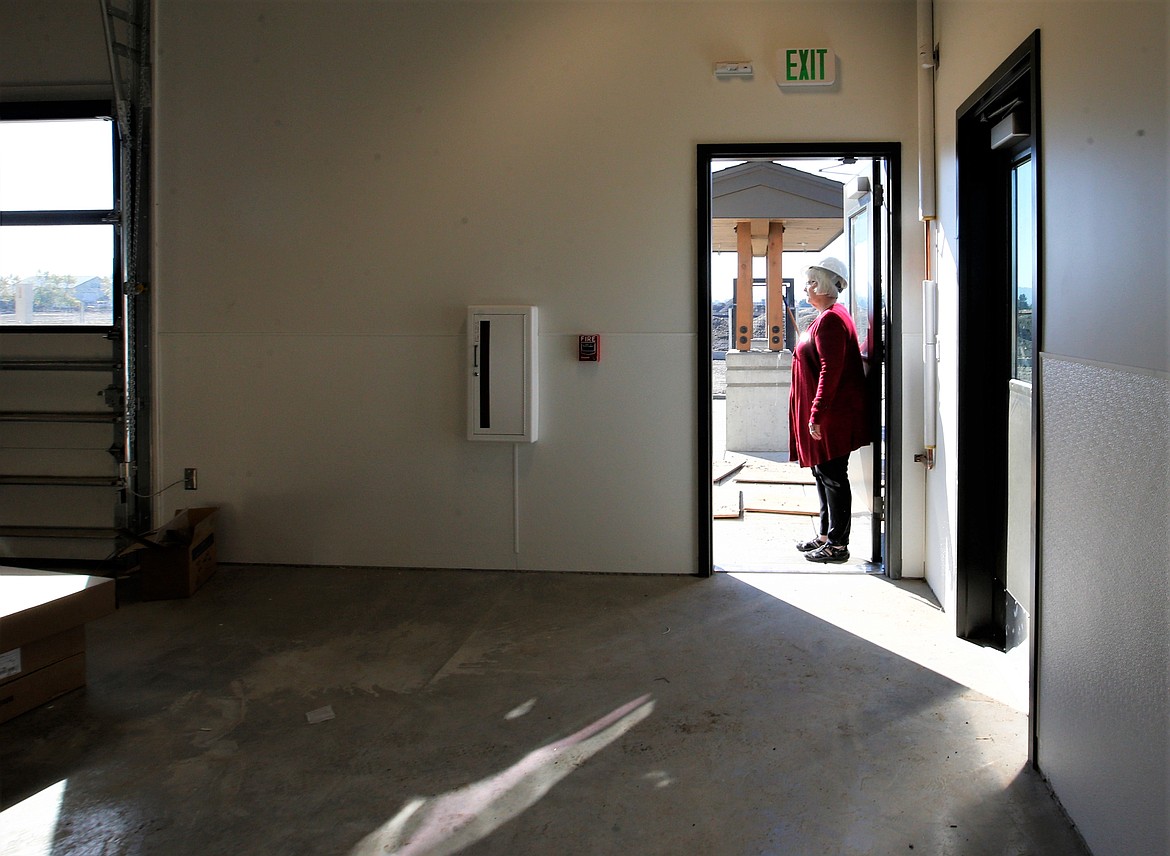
left=0, top=779, right=68, bottom=856
left=349, top=695, right=655, bottom=856
left=730, top=573, right=1028, bottom=712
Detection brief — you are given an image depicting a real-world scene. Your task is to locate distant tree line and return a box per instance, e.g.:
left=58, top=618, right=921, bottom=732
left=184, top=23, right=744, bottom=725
left=0, top=273, right=112, bottom=314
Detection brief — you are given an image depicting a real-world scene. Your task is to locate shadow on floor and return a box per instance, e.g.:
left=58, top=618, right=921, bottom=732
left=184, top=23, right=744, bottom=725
left=0, top=566, right=1088, bottom=856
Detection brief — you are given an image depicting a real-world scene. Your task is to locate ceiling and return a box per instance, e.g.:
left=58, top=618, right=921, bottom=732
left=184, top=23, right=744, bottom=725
left=710, top=217, right=843, bottom=254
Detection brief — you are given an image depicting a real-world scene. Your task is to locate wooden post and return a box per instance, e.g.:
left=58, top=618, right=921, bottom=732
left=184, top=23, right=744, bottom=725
left=735, top=221, right=753, bottom=350
left=767, top=221, right=785, bottom=350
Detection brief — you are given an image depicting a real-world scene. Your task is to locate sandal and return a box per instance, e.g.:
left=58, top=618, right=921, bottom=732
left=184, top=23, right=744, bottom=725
left=795, top=537, right=828, bottom=552
left=804, top=543, right=850, bottom=564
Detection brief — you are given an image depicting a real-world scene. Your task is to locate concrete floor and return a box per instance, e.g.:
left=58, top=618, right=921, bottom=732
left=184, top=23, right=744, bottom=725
left=713, top=454, right=877, bottom=575
left=1, top=565, right=1090, bottom=855
left=711, top=396, right=880, bottom=575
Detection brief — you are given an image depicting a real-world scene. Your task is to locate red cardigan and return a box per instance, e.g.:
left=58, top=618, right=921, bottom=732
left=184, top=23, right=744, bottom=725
left=788, top=303, right=869, bottom=468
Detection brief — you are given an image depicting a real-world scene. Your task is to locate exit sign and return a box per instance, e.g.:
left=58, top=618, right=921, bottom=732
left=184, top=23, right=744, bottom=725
left=779, top=48, right=836, bottom=86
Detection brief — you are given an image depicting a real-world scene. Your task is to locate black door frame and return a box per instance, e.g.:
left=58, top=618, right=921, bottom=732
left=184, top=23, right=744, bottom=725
left=695, top=142, right=903, bottom=578
left=954, top=32, right=1042, bottom=649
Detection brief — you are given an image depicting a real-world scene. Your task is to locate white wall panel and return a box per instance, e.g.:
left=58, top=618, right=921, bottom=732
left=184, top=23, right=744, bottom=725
left=156, top=332, right=517, bottom=568
left=520, top=333, right=697, bottom=574
left=1039, top=355, right=1169, bottom=856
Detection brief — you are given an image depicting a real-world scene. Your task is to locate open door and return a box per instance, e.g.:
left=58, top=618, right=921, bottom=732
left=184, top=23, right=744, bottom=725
left=955, top=33, right=1041, bottom=648
left=842, top=159, right=892, bottom=568
left=698, top=144, right=901, bottom=577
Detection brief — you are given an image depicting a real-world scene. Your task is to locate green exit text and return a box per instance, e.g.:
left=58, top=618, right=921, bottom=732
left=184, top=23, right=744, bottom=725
left=783, top=49, right=834, bottom=84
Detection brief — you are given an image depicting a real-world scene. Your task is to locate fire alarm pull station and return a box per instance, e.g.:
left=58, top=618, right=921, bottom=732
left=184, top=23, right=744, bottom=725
left=578, top=334, right=600, bottom=362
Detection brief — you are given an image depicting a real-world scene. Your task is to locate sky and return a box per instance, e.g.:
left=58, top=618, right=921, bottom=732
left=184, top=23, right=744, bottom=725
left=0, top=118, right=115, bottom=279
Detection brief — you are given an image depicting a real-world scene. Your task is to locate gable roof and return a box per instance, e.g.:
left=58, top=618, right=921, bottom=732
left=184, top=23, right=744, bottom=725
left=711, top=161, right=844, bottom=254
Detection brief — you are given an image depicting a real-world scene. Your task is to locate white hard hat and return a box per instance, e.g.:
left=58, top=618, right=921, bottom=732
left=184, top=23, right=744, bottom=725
left=809, top=257, right=849, bottom=290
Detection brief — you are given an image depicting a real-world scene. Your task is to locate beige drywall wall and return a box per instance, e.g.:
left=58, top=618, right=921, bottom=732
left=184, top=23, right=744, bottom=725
left=0, top=0, right=111, bottom=101
left=151, top=0, right=922, bottom=572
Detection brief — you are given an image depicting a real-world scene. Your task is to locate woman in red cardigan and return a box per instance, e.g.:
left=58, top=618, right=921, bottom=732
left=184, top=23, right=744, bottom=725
left=788, top=257, right=869, bottom=564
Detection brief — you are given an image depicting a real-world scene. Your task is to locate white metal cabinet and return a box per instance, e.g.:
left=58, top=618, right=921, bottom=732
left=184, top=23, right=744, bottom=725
left=467, top=306, right=537, bottom=442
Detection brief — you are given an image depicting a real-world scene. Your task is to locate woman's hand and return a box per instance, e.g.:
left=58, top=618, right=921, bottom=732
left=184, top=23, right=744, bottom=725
left=809, top=421, right=823, bottom=440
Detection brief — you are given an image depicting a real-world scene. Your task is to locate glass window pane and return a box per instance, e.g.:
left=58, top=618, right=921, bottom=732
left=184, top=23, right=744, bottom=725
left=1012, top=158, right=1034, bottom=382
left=0, top=225, right=115, bottom=327
left=849, top=207, right=872, bottom=355
left=0, top=119, right=114, bottom=211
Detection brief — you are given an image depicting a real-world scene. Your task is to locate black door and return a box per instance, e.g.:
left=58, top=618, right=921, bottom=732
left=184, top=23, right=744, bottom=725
left=954, top=32, right=1041, bottom=647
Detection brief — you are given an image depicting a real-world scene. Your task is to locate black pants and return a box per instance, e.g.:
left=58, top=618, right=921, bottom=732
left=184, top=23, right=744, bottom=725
left=812, top=453, right=851, bottom=547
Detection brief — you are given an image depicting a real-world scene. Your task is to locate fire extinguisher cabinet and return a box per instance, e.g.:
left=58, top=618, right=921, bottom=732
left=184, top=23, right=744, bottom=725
left=467, top=306, right=538, bottom=442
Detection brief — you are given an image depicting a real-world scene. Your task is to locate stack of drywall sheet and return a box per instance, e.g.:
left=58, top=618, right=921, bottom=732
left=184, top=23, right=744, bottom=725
left=0, top=568, right=115, bottom=724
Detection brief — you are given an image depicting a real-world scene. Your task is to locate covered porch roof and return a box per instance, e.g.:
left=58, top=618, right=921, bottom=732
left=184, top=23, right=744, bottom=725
left=711, top=161, right=844, bottom=254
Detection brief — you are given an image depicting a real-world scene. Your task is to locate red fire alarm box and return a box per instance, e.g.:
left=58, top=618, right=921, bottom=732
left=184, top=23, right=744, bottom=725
left=578, top=334, right=600, bottom=362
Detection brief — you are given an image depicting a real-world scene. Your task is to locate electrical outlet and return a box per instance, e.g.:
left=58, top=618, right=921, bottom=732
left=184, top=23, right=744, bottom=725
left=184, top=468, right=198, bottom=490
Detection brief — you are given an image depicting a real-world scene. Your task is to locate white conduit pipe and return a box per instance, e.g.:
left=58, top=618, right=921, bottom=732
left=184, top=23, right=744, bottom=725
left=917, top=0, right=937, bottom=220
left=514, top=442, right=521, bottom=556
left=918, top=0, right=938, bottom=467
left=923, top=278, right=939, bottom=456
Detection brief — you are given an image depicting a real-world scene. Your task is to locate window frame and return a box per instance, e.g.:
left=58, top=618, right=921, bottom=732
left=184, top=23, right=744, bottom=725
left=1010, top=153, right=1035, bottom=383
left=0, top=100, right=122, bottom=333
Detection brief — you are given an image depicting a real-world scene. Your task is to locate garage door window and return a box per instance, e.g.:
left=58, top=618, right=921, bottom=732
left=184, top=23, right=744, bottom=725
left=0, top=111, right=118, bottom=328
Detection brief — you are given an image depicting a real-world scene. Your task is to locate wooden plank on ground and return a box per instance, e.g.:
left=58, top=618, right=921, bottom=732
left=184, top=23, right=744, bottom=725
left=736, top=474, right=816, bottom=486
left=736, top=460, right=815, bottom=485
left=713, top=487, right=744, bottom=519
left=743, top=495, right=820, bottom=516
left=712, top=460, right=746, bottom=484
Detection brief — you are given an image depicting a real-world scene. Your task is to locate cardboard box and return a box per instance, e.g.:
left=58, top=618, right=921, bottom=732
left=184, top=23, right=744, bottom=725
left=0, top=653, right=86, bottom=724
left=0, top=626, right=85, bottom=687
left=0, top=567, right=116, bottom=724
left=126, top=507, right=219, bottom=600
left=0, top=568, right=115, bottom=653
